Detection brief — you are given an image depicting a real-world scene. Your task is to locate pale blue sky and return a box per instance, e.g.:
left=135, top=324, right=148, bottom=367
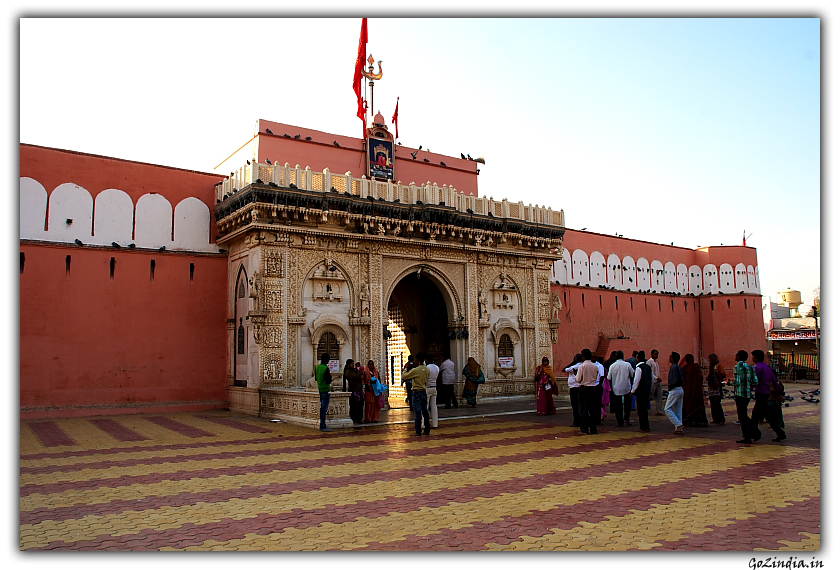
left=19, top=17, right=820, bottom=307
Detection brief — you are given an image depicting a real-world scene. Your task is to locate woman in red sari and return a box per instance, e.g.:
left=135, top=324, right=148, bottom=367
left=534, top=356, right=558, bottom=415
left=363, top=360, right=381, bottom=423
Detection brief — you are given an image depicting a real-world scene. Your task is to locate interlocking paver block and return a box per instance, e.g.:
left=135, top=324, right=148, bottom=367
left=20, top=392, right=820, bottom=551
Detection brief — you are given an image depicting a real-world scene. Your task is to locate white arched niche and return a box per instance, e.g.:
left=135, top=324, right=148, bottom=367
left=677, top=264, right=689, bottom=294
left=46, top=183, right=93, bottom=242
left=650, top=260, right=664, bottom=292
left=703, top=264, right=719, bottom=293
left=664, top=262, right=677, bottom=292
left=552, top=248, right=572, bottom=284
left=174, top=197, right=214, bottom=252
left=735, top=263, right=749, bottom=292
left=590, top=251, right=606, bottom=286
left=93, top=189, right=134, bottom=245
left=689, top=265, right=703, bottom=295
left=135, top=193, right=174, bottom=248
left=636, top=258, right=650, bottom=291
left=607, top=253, right=622, bottom=288
left=622, top=256, right=637, bottom=291
left=20, top=177, right=47, bottom=240
left=571, top=249, right=590, bottom=285
left=719, top=263, right=735, bottom=293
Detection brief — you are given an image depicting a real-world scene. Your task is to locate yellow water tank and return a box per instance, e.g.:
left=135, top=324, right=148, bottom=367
left=778, top=288, right=802, bottom=307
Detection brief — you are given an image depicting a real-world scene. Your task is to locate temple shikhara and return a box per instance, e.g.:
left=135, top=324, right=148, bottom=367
left=19, top=21, right=766, bottom=427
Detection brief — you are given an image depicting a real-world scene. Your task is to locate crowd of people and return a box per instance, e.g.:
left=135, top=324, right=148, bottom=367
left=316, top=346, right=787, bottom=444
left=314, top=351, right=487, bottom=434
left=543, top=347, right=787, bottom=443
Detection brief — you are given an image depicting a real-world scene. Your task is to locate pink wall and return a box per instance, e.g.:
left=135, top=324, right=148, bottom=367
left=552, top=230, right=766, bottom=375
left=20, top=145, right=229, bottom=418
left=21, top=144, right=223, bottom=211
left=252, top=120, right=480, bottom=195
left=20, top=244, right=229, bottom=418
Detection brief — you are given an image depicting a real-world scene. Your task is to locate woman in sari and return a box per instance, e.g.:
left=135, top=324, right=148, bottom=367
left=706, top=353, right=726, bottom=424
left=344, top=359, right=364, bottom=424
left=363, top=360, right=381, bottom=423
left=681, top=353, right=708, bottom=427
left=534, top=356, right=558, bottom=415
left=462, top=357, right=485, bottom=407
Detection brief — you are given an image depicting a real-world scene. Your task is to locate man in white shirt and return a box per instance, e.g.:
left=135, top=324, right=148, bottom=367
left=576, top=349, right=600, bottom=435
left=426, top=355, right=440, bottom=429
left=607, top=350, right=634, bottom=427
left=439, top=357, right=457, bottom=409
left=647, top=349, right=664, bottom=415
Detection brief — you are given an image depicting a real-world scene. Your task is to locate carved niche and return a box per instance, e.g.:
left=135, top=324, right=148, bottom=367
left=310, top=260, right=346, bottom=302
left=261, top=351, right=286, bottom=387
left=491, top=273, right=519, bottom=310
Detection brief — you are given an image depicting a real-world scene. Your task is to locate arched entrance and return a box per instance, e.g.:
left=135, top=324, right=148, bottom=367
left=385, top=270, right=454, bottom=405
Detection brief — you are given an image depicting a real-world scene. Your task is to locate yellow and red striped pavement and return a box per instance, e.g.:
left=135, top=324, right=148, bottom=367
left=20, top=387, right=820, bottom=551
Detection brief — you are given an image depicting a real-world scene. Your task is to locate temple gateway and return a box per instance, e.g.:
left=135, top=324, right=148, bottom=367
left=217, top=116, right=565, bottom=427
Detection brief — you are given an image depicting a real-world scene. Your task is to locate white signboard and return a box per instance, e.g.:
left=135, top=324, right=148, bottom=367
left=328, top=360, right=341, bottom=373
left=498, top=357, right=515, bottom=368
left=768, top=330, right=818, bottom=341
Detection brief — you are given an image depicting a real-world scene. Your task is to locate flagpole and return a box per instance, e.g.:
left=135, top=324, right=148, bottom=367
left=368, top=57, right=375, bottom=124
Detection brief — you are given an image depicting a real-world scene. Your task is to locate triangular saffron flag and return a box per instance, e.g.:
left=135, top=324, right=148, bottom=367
left=353, top=18, right=368, bottom=138
left=391, top=97, right=399, bottom=139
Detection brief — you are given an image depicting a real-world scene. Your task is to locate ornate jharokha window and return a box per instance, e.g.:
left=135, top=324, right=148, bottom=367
left=317, top=331, right=340, bottom=361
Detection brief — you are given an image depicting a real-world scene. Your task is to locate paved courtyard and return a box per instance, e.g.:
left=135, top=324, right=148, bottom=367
left=20, top=384, right=820, bottom=551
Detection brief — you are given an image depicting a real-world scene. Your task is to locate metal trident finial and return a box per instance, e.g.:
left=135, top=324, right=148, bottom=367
left=362, top=54, right=383, bottom=80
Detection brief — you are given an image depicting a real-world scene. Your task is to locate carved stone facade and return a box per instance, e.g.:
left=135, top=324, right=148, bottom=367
left=216, top=171, right=564, bottom=426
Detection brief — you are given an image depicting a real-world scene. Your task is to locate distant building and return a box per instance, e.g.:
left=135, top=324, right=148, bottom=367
left=763, top=289, right=819, bottom=381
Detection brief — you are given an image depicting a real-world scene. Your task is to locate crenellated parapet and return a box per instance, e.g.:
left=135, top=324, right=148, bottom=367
left=552, top=246, right=761, bottom=296
left=20, top=177, right=220, bottom=253
left=215, top=160, right=564, bottom=229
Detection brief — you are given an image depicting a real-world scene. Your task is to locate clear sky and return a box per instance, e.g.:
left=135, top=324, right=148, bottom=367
left=19, top=17, right=821, bottom=311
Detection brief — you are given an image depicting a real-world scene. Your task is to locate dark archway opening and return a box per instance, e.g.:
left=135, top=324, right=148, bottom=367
left=387, top=273, right=450, bottom=388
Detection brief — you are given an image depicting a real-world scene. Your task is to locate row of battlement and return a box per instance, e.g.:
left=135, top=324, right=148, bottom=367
left=216, top=160, right=564, bottom=228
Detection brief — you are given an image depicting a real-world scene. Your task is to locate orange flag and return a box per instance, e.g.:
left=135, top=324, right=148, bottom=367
left=391, top=97, right=399, bottom=139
